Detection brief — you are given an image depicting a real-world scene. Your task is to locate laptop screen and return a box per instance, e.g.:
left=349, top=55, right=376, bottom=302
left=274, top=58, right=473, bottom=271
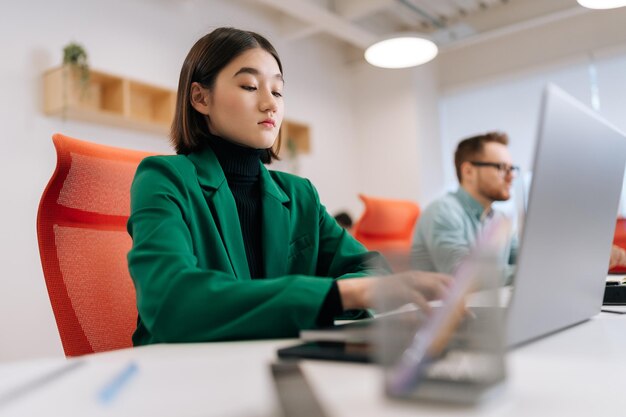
left=506, top=84, right=626, bottom=346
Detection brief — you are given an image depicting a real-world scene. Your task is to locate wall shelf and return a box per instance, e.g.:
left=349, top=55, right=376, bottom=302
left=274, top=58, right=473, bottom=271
left=43, top=66, right=175, bottom=135
left=278, top=119, right=311, bottom=156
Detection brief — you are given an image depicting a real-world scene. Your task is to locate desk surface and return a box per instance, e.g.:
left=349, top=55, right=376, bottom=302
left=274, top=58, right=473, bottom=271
left=1, top=313, right=625, bottom=417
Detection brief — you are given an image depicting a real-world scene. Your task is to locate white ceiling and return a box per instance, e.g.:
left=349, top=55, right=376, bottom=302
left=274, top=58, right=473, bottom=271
left=239, top=0, right=587, bottom=52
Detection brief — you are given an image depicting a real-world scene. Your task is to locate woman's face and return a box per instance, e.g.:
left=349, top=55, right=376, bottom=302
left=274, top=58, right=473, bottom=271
left=202, top=48, right=284, bottom=149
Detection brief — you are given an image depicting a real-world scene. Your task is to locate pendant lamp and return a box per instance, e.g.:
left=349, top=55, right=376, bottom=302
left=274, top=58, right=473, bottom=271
left=364, top=34, right=438, bottom=69
left=577, top=0, right=626, bottom=9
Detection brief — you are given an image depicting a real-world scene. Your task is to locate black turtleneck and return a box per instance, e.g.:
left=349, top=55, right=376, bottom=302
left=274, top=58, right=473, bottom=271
left=206, top=133, right=343, bottom=326
left=207, top=133, right=264, bottom=279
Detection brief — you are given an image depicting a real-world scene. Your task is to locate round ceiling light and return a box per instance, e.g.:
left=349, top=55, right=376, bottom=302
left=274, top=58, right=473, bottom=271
left=364, top=35, right=438, bottom=69
left=577, top=0, right=626, bottom=9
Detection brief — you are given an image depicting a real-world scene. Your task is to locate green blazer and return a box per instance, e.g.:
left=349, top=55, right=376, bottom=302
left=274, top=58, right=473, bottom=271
left=127, top=145, right=385, bottom=345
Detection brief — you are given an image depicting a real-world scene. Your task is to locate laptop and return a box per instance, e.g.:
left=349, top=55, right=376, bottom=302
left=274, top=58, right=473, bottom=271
left=506, top=84, right=626, bottom=345
left=278, top=84, right=626, bottom=362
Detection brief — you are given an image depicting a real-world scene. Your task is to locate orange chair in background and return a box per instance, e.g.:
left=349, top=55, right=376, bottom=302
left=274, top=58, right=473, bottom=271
left=37, top=133, right=155, bottom=357
left=609, top=218, right=626, bottom=273
left=352, top=194, right=421, bottom=253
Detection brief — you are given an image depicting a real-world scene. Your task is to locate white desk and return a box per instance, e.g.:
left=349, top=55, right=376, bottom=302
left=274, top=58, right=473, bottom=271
left=1, top=313, right=625, bottom=417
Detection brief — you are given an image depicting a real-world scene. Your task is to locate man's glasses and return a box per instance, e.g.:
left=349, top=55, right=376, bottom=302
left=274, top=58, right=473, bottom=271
left=470, top=161, right=520, bottom=176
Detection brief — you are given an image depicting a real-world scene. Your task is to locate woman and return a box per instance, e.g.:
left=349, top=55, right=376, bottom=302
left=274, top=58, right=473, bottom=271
left=127, top=27, right=450, bottom=345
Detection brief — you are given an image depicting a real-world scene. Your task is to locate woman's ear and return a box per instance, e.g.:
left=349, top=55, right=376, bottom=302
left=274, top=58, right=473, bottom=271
left=190, top=82, right=210, bottom=115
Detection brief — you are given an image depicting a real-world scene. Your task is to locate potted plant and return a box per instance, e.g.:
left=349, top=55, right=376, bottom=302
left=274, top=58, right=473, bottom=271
left=63, top=42, right=90, bottom=92
left=59, top=42, right=97, bottom=116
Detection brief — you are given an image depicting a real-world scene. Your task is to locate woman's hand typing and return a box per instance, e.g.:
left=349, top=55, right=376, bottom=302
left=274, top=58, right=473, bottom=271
left=336, top=271, right=452, bottom=313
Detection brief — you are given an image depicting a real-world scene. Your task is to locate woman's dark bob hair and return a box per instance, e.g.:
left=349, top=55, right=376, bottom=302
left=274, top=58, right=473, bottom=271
left=170, top=27, right=282, bottom=163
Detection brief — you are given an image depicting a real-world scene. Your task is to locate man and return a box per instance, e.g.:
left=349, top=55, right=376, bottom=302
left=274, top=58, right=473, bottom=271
left=412, top=132, right=519, bottom=283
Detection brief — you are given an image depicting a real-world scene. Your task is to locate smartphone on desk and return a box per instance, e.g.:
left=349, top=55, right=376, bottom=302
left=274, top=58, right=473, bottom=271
left=277, top=341, right=373, bottom=363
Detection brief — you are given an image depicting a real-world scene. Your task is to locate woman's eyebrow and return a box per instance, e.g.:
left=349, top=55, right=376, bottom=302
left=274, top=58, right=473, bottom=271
left=234, top=67, right=284, bottom=82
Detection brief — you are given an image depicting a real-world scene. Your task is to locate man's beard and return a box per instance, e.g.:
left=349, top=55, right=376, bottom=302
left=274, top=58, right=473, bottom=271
left=478, top=183, right=511, bottom=202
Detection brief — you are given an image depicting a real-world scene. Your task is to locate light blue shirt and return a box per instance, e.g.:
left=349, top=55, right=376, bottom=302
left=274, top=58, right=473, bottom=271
left=411, top=188, right=518, bottom=284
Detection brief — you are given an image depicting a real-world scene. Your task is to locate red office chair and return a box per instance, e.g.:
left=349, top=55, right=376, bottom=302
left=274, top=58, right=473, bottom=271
left=352, top=194, right=421, bottom=252
left=37, top=133, right=156, bottom=356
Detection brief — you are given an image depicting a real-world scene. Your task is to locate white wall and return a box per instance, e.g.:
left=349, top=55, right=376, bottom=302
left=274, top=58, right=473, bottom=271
left=277, top=35, right=361, bottom=217
left=438, top=7, right=626, bottom=92
left=0, top=0, right=362, bottom=362
left=350, top=60, right=446, bottom=208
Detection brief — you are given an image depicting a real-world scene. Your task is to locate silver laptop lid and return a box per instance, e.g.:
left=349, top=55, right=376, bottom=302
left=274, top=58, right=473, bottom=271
left=506, top=84, right=626, bottom=347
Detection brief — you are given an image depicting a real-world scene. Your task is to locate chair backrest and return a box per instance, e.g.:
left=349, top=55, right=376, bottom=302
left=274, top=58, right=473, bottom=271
left=610, top=218, right=626, bottom=273
left=352, top=194, right=420, bottom=252
left=37, top=133, right=156, bottom=357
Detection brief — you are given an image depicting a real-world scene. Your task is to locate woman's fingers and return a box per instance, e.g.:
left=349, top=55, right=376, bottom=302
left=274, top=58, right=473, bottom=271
left=405, top=271, right=453, bottom=300
left=407, top=290, right=431, bottom=314
left=350, top=271, right=454, bottom=312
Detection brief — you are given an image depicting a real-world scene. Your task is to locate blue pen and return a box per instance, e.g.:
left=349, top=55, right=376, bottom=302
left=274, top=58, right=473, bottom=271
left=97, top=361, right=139, bottom=405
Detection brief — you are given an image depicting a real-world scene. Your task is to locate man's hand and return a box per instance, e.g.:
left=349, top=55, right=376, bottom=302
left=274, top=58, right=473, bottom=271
left=609, top=245, right=626, bottom=269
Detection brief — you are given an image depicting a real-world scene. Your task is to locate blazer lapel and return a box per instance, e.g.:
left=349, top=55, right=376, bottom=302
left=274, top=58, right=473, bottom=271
left=187, top=147, right=250, bottom=280
left=260, top=167, right=291, bottom=278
